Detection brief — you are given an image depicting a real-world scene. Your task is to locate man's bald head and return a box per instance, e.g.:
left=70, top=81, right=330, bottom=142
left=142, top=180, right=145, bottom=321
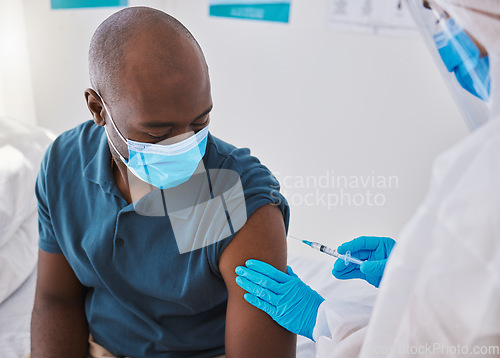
left=89, top=6, right=207, bottom=103
left=86, top=6, right=212, bottom=164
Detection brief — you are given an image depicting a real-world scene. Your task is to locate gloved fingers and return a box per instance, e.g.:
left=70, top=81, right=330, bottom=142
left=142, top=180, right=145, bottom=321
left=332, top=260, right=354, bottom=276
left=337, top=236, right=381, bottom=255
left=244, top=293, right=277, bottom=317
left=236, top=276, right=281, bottom=305
left=332, top=257, right=360, bottom=272
left=235, top=266, right=282, bottom=293
left=235, top=275, right=258, bottom=295
left=332, top=267, right=365, bottom=280
left=245, top=259, right=291, bottom=283
left=352, top=250, right=372, bottom=261
left=360, top=260, right=386, bottom=277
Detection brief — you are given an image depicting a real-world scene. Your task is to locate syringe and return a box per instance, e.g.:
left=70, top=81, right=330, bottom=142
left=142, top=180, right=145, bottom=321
left=290, top=236, right=364, bottom=266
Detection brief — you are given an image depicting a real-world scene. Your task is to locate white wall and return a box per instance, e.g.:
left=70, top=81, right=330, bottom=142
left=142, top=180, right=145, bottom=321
left=22, top=0, right=168, bottom=133
left=0, top=0, right=37, bottom=124
left=167, top=0, right=468, bottom=257
left=22, top=0, right=468, bottom=257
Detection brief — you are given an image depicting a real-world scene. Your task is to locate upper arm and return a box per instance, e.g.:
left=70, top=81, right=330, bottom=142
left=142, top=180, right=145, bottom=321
left=219, top=204, right=296, bottom=358
left=31, top=250, right=89, bottom=358
left=35, top=249, right=85, bottom=304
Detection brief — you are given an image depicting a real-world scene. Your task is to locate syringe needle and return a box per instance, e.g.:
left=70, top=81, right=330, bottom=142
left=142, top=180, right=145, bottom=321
left=287, top=235, right=303, bottom=242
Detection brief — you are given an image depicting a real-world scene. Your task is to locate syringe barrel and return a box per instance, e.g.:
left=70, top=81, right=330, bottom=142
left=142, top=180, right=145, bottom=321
left=310, top=242, right=338, bottom=257
left=347, top=256, right=364, bottom=265
left=307, top=241, right=364, bottom=265
left=338, top=252, right=364, bottom=266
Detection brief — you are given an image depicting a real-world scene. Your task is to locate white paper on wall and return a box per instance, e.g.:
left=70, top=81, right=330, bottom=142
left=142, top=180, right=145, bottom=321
left=328, top=0, right=417, bottom=36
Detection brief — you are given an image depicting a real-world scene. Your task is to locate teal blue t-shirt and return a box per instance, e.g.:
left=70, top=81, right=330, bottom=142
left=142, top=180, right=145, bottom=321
left=35, top=121, right=289, bottom=357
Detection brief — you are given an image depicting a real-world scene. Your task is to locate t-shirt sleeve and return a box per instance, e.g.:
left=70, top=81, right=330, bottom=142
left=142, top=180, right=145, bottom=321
left=207, top=147, right=289, bottom=276
left=35, top=147, right=62, bottom=254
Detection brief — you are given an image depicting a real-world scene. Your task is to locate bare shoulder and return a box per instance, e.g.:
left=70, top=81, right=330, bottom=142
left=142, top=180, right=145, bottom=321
left=219, top=204, right=287, bottom=271
left=219, top=204, right=296, bottom=358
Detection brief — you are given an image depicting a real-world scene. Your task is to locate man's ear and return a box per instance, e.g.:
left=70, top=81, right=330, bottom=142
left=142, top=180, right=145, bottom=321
left=85, top=88, right=106, bottom=127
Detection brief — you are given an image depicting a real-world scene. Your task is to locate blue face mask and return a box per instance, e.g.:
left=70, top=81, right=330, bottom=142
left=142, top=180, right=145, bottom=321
left=433, top=18, right=491, bottom=101
left=100, top=97, right=209, bottom=190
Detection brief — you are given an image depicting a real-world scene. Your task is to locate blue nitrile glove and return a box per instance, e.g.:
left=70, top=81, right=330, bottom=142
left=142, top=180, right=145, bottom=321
left=235, top=260, right=324, bottom=341
left=332, top=236, right=396, bottom=288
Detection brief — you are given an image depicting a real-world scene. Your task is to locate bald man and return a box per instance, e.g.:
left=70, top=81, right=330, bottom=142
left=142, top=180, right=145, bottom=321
left=30, top=7, right=295, bottom=358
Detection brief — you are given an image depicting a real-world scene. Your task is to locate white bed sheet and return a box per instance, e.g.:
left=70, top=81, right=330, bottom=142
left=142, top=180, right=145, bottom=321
left=0, top=269, right=36, bottom=358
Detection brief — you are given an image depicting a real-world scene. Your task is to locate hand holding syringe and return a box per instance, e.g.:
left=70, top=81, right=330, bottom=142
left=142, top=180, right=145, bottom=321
left=289, top=236, right=365, bottom=266
left=289, top=235, right=396, bottom=287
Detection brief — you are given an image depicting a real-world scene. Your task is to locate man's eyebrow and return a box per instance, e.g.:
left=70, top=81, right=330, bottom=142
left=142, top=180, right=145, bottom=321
left=141, top=105, right=213, bottom=128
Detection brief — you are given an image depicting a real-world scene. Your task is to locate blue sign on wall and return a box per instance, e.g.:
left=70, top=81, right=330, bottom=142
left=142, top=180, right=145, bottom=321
left=51, top=0, right=128, bottom=10
left=209, top=0, right=291, bottom=23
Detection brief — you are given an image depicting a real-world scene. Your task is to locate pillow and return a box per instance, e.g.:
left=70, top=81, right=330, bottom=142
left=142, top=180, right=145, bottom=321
left=0, top=117, right=54, bottom=304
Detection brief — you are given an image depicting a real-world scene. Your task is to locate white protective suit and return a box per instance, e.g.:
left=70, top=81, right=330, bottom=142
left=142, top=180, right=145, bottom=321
left=314, top=1, right=500, bottom=357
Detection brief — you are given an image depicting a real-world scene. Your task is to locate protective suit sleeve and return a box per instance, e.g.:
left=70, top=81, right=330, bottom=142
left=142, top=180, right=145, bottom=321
left=312, top=299, right=372, bottom=342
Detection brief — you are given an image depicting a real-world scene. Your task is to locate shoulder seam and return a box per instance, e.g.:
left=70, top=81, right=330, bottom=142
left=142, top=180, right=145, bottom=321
left=207, top=136, right=246, bottom=174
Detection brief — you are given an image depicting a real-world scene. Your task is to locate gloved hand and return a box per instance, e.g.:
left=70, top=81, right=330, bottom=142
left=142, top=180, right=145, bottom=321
left=332, top=236, right=396, bottom=288
left=235, top=260, right=324, bottom=341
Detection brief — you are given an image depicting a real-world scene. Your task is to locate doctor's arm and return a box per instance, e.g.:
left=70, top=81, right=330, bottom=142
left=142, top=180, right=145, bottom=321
left=219, top=204, right=296, bottom=358
left=31, top=250, right=89, bottom=358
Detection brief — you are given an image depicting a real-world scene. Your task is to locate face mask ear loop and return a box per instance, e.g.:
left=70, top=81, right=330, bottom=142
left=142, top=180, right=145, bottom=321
left=94, top=90, right=128, bottom=145
left=94, top=90, right=129, bottom=164
left=102, top=102, right=128, bottom=145
left=104, top=124, right=128, bottom=165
